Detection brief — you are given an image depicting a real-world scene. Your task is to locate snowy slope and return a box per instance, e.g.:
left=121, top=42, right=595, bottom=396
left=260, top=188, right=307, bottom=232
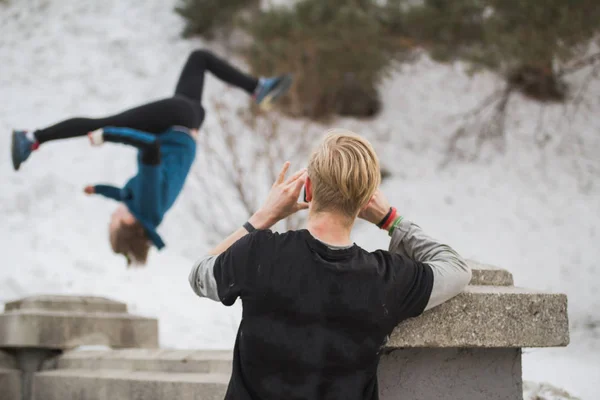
left=1, top=0, right=599, bottom=398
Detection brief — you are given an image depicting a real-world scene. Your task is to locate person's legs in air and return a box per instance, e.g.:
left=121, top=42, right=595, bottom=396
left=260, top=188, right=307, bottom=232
left=12, top=49, right=292, bottom=171
left=11, top=96, right=201, bottom=170
left=174, top=49, right=293, bottom=110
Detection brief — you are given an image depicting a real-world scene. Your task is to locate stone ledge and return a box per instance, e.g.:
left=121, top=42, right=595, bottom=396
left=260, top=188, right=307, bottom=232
left=4, top=295, right=128, bottom=314
left=33, top=369, right=228, bottom=400
left=467, top=260, right=514, bottom=286
left=53, top=349, right=232, bottom=374
left=387, top=286, right=569, bottom=348
left=0, top=310, right=158, bottom=349
left=0, top=368, right=21, bottom=400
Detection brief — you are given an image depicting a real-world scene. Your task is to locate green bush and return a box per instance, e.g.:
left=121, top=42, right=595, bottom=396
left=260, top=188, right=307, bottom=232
left=242, top=0, right=412, bottom=119
left=175, top=0, right=258, bottom=39
left=398, top=0, right=600, bottom=101
left=177, top=0, right=600, bottom=118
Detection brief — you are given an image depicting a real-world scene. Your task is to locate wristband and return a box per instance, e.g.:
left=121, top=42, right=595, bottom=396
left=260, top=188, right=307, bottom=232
left=243, top=221, right=256, bottom=233
left=387, top=215, right=404, bottom=236
left=376, top=207, right=393, bottom=228
left=379, top=207, right=398, bottom=230
left=381, top=208, right=398, bottom=231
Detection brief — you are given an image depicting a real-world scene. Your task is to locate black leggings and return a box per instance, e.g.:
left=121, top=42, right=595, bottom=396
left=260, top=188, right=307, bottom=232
left=33, top=50, right=259, bottom=144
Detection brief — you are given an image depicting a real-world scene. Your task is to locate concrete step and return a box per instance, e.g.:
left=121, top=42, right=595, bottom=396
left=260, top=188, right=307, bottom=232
left=0, top=368, right=21, bottom=400
left=52, top=349, right=232, bottom=374
left=5, top=295, right=128, bottom=313
left=0, top=295, right=158, bottom=350
left=33, top=369, right=229, bottom=400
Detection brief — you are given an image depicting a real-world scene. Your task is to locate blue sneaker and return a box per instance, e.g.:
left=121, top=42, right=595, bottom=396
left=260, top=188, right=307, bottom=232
left=254, top=73, right=293, bottom=110
left=11, top=130, right=34, bottom=171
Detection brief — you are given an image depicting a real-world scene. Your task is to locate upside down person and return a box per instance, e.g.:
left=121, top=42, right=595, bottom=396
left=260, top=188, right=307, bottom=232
left=11, top=49, right=293, bottom=266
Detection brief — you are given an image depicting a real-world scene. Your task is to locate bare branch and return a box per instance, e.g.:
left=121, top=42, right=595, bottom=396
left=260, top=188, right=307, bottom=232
left=558, top=51, right=600, bottom=77
left=440, top=85, right=512, bottom=167
left=192, top=97, right=318, bottom=237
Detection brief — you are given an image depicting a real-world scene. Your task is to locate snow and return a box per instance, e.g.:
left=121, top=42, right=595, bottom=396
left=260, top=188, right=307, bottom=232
left=0, top=0, right=599, bottom=399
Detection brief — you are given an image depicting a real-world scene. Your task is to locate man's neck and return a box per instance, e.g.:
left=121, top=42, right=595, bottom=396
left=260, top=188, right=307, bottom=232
left=306, top=210, right=354, bottom=247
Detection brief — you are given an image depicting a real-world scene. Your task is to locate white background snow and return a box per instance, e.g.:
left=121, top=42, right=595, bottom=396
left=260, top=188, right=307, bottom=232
left=0, top=0, right=598, bottom=399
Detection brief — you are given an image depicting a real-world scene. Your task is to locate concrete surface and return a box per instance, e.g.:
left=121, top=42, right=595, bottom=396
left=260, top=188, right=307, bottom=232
left=0, top=368, right=22, bottom=400
left=0, top=349, right=20, bottom=400
left=13, top=349, right=60, bottom=400
left=378, top=348, right=522, bottom=400
left=4, top=295, right=128, bottom=313
left=387, top=285, right=569, bottom=348
left=33, top=369, right=229, bottom=400
left=0, top=309, right=158, bottom=349
left=52, top=349, right=232, bottom=374
left=467, top=260, right=514, bottom=286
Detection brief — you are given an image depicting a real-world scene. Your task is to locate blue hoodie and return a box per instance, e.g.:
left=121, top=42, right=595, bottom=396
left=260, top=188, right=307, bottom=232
left=93, top=126, right=197, bottom=249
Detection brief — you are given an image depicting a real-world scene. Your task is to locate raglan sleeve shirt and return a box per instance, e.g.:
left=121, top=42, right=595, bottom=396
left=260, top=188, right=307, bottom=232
left=190, top=219, right=471, bottom=315
left=92, top=127, right=164, bottom=222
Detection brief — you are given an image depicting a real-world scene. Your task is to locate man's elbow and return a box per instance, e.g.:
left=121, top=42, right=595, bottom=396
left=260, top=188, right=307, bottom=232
left=459, top=259, right=472, bottom=288
left=450, top=258, right=472, bottom=294
left=188, top=261, right=201, bottom=295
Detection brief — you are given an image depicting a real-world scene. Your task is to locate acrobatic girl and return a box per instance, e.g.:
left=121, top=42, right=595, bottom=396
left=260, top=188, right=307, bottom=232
left=11, top=49, right=293, bottom=266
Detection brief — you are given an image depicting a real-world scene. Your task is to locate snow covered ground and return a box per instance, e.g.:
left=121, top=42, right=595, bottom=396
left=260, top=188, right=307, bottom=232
left=1, top=0, right=598, bottom=398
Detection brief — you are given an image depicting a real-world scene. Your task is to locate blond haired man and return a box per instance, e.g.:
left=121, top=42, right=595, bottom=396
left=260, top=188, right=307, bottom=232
left=190, top=129, right=472, bottom=400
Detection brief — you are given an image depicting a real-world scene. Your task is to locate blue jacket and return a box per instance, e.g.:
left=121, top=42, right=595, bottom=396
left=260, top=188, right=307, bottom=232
left=93, top=126, right=197, bottom=249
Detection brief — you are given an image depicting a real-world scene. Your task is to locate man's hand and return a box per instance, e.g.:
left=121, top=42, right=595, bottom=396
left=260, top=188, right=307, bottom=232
left=250, top=161, right=308, bottom=229
left=358, top=189, right=392, bottom=225
left=83, top=185, right=95, bottom=195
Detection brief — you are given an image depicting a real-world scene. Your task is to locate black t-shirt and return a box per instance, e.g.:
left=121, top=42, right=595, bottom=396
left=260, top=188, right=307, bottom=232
left=213, top=229, right=434, bottom=400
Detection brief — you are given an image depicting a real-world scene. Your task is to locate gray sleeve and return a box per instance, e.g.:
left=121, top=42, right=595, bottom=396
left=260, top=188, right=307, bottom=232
left=389, top=219, right=472, bottom=311
left=188, top=255, right=221, bottom=302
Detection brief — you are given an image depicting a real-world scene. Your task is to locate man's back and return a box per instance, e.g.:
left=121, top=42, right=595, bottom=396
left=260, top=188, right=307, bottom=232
left=189, top=130, right=471, bottom=400
left=213, top=229, right=433, bottom=400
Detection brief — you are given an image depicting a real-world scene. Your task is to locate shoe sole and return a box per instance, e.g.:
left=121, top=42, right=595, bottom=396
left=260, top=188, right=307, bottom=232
left=259, top=74, right=294, bottom=111
left=11, top=131, right=21, bottom=171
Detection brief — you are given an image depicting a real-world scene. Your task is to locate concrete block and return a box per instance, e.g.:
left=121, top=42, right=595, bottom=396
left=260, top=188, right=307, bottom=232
left=378, top=348, right=522, bottom=400
left=4, top=295, right=128, bottom=313
left=0, top=310, right=158, bottom=349
left=467, top=260, right=514, bottom=286
left=55, top=349, right=232, bottom=374
left=33, top=369, right=229, bottom=400
left=387, top=286, right=569, bottom=348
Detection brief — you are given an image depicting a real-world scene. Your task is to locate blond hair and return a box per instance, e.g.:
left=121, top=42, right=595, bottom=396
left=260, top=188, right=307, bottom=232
left=307, top=129, right=380, bottom=218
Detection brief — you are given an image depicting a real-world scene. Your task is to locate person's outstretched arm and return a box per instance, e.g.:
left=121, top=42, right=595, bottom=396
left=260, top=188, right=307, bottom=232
left=360, top=190, right=472, bottom=312
left=84, top=184, right=122, bottom=201
left=88, top=127, right=161, bottom=165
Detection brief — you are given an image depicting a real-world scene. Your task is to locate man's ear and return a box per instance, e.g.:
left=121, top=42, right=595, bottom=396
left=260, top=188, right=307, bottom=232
left=305, top=176, right=313, bottom=202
